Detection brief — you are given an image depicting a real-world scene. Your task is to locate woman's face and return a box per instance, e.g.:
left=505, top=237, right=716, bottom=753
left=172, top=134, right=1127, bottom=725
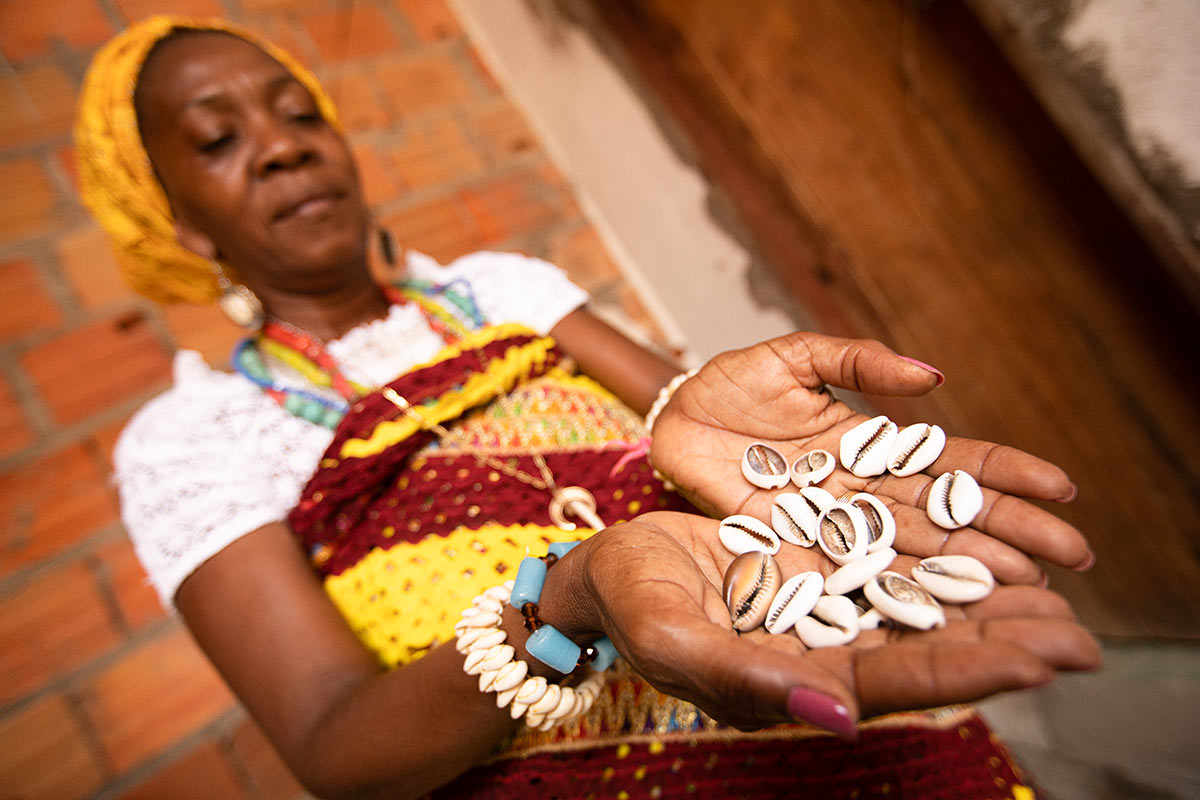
left=136, top=32, right=369, bottom=292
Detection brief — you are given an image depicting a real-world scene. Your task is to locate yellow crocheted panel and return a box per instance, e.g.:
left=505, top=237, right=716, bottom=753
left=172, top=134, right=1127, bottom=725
left=323, top=522, right=592, bottom=666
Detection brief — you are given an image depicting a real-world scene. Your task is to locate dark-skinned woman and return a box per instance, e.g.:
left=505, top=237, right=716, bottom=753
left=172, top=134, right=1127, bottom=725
left=76, top=16, right=1099, bottom=800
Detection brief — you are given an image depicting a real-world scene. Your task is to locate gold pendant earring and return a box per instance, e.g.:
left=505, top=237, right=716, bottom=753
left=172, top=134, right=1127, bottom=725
left=212, top=262, right=264, bottom=329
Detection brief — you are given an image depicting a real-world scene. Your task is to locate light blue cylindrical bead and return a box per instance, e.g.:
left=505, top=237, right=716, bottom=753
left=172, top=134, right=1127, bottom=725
left=589, top=636, right=619, bottom=672
left=526, top=624, right=582, bottom=674
left=547, top=540, right=581, bottom=559
left=509, top=556, right=547, bottom=610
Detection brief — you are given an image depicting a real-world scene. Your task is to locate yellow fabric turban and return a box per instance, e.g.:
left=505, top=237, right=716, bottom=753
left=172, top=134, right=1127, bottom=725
left=74, top=16, right=341, bottom=304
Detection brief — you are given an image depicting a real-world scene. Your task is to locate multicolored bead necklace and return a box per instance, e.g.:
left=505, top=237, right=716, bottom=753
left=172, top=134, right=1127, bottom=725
left=232, top=281, right=484, bottom=429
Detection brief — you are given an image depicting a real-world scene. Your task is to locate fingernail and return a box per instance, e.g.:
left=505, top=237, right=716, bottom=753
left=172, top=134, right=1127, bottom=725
left=1037, top=572, right=1050, bottom=589
left=1056, top=482, right=1078, bottom=503
left=786, top=687, right=858, bottom=740
left=1074, top=550, right=1096, bottom=572
left=898, top=356, right=945, bottom=387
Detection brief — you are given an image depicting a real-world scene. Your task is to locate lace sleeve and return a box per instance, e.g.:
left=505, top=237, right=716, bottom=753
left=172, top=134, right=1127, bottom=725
left=408, top=250, right=589, bottom=334
left=113, top=352, right=334, bottom=609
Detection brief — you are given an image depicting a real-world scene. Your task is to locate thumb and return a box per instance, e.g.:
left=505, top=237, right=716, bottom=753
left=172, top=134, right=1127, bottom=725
left=776, top=332, right=944, bottom=396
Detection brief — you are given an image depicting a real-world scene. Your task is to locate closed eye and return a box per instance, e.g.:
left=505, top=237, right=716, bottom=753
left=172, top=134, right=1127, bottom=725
left=200, top=133, right=235, bottom=153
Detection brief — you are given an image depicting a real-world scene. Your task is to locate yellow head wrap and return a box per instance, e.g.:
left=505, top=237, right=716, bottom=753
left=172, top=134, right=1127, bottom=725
left=74, top=16, right=341, bottom=304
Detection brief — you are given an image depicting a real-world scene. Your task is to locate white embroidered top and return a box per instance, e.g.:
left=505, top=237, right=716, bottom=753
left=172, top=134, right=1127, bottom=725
left=113, top=251, right=588, bottom=608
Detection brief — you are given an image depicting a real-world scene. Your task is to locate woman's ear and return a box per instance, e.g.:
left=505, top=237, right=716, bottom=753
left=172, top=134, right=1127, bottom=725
left=174, top=218, right=217, bottom=260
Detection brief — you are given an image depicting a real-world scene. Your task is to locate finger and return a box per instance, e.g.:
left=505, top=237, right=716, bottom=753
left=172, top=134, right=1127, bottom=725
left=907, top=617, right=1101, bottom=672
left=873, top=494, right=1044, bottom=584
left=848, top=640, right=1053, bottom=716
left=871, top=474, right=1092, bottom=571
left=766, top=333, right=943, bottom=397
left=960, top=585, right=1079, bottom=621
left=932, top=438, right=1076, bottom=503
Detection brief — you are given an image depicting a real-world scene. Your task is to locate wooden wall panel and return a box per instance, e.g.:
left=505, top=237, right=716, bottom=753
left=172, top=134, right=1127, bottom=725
left=601, top=0, right=1200, bottom=638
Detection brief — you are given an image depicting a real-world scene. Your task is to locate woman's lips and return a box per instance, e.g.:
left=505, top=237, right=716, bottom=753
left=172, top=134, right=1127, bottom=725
left=274, top=190, right=343, bottom=223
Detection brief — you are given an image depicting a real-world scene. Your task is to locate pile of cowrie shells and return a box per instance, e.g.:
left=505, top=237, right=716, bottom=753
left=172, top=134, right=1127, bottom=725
left=724, top=418, right=996, bottom=644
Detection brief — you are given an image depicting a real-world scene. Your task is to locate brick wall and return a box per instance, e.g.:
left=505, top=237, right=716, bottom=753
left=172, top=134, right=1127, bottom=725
left=0, top=1, right=664, bottom=797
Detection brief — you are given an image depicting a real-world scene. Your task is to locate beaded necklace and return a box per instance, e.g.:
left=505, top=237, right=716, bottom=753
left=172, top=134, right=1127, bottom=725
left=232, top=281, right=482, bottom=429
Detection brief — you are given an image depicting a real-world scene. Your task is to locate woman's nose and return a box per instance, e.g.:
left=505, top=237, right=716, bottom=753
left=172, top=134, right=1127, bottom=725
left=252, top=117, right=313, bottom=175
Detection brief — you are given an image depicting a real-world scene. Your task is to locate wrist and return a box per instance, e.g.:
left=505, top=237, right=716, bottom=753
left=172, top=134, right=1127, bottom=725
left=536, top=538, right=604, bottom=647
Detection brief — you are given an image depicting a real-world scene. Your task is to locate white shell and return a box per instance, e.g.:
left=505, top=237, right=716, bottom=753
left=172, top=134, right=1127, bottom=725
left=839, top=415, right=899, bottom=477
left=527, top=683, right=562, bottom=715
left=912, top=555, right=995, bottom=603
left=770, top=493, right=817, bottom=547
left=463, top=648, right=491, bottom=675
left=763, top=571, right=824, bottom=634
left=484, top=585, right=511, bottom=602
left=719, top=514, right=781, bottom=555
left=548, top=687, right=578, bottom=720
left=496, top=685, right=521, bottom=708
left=456, top=627, right=506, bottom=654
left=815, top=503, right=870, bottom=565
left=510, top=676, right=549, bottom=718
left=848, top=492, right=896, bottom=552
left=489, top=660, right=528, bottom=693
left=790, top=449, right=835, bottom=487
left=926, top=470, right=984, bottom=529
left=864, top=571, right=946, bottom=630
left=457, top=610, right=502, bottom=629
left=887, top=423, right=946, bottom=476
left=857, top=607, right=886, bottom=630
left=478, top=644, right=514, bottom=672
left=794, top=595, right=860, bottom=648
left=823, top=546, right=897, bottom=595
left=741, top=442, right=791, bottom=489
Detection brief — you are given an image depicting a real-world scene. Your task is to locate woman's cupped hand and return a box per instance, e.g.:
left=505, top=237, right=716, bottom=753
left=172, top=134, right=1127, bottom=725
left=566, top=512, right=1099, bottom=734
left=648, top=332, right=1095, bottom=587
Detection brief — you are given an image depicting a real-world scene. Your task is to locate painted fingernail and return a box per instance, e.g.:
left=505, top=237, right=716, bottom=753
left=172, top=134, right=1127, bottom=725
left=1073, top=550, right=1096, bottom=572
left=1056, top=482, right=1078, bottom=503
left=898, top=356, right=945, bottom=387
left=786, top=686, right=858, bottom=740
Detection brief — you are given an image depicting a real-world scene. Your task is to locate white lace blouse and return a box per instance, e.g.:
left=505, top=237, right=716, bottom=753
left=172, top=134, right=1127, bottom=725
left=114, top=251, right=588, bottom=608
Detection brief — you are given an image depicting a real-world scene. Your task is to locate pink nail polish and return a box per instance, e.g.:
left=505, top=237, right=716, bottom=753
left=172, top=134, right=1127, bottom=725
left=898, top=356, right=945, bottom=386
left=786, top=687, right=858, bottom=740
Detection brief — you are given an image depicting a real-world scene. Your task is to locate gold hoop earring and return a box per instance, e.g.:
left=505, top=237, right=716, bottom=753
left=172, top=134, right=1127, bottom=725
left=212, top=263, right=264, bottom=329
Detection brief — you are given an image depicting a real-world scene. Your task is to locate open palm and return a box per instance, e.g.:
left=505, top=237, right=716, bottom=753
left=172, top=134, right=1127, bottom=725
left=649, top=332, right=1093, bottom=586
left=571, top=511, right=1098, bottom=733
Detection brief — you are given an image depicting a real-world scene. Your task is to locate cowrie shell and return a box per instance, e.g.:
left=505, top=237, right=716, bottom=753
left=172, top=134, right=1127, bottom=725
left=496, top=685, right=521, bottom=708
left=489, top=660, right=528, bottom=693
left=823, top=546, right=897, bottom=595
left=722, top=551, right=783, bottom=632
left=719, top=514, right=781, bottom=555
left=794, top=595, right=860, bottom=648
left=857, top=607, right=886, bottom=630
left=764, top=571, right=824, bottom=634
left=741, top=443, right=790, bottom=489
left=912, top=555, right=995, bottom=603
left=815, top=503, right=870, bottom=565
left=846, top=492, right=896, bottom=552
left=790, top=449, right=835, bottom=487
left=864, top=571, right=946, bottom=630
left=839, top=415, right=899, bottom=477
left=528, top=684, right=562, bottom=715
left=770, top=493, right=816, bottom=547
left=456, top=626, right=506, bottom=654
left=458, top=610, right=502, bottom=629
left=510, top=676, right=549, bottom=718
left=888, top=423, right=946, bottom=476
left=926, top=470, right=984, bottom=529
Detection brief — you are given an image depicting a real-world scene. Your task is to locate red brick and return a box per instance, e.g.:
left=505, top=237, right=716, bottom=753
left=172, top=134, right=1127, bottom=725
left=0, top=443, right=119, bottom=578
left=116, top=740, right=249, bottom=800
left=468, top=100, right=538, bottom=166
left=89, top=414, right=130, bottom=471
left=56, top=144, right=79, bottom=193
left=0, top=64, right=79, bottom=149
left=302, top=3, right=401, bottom=63
left=92, top=537, right=164, bottom=633
left=466, top=46, right=502, bottom=95
left=0, top=0, right=114, bottom=62
left=160, top=302, right=244, bottom=369
left=460, top=167, right=574, bottom=244
left=113, top=0, right=224, bottom=23
left=0, top=258, right=61, bottom=342
left=0, top=561, right=121, bottom=705
left=0, top=375, right=33, bottom=459
left=0, top=693, right=106, bottom=800
left=21, top=313, right=172, bottom=426
left=57, top=225, right=132, bottom=310
left=376, top=52, right=475, bottom=117
left=389, top=117, right=486, bottom=191
left=327, top=68, right=393, bottom=133
left=351, top=140, right=401, bottom=207
left=0, top=157, right=59, bottom=241
left=231, top=718, right=305, bottom=800
left=393, top=0, right=461, bottom=43
left=380, top=195, right=485, bottom=264
left=549, top=225, right=623, bottom=293
left=80, top=626, right=236, bottom=772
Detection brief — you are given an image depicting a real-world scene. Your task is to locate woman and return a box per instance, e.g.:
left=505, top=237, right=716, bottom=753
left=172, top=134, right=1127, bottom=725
left=78, top=16, right=1098, bottom=799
